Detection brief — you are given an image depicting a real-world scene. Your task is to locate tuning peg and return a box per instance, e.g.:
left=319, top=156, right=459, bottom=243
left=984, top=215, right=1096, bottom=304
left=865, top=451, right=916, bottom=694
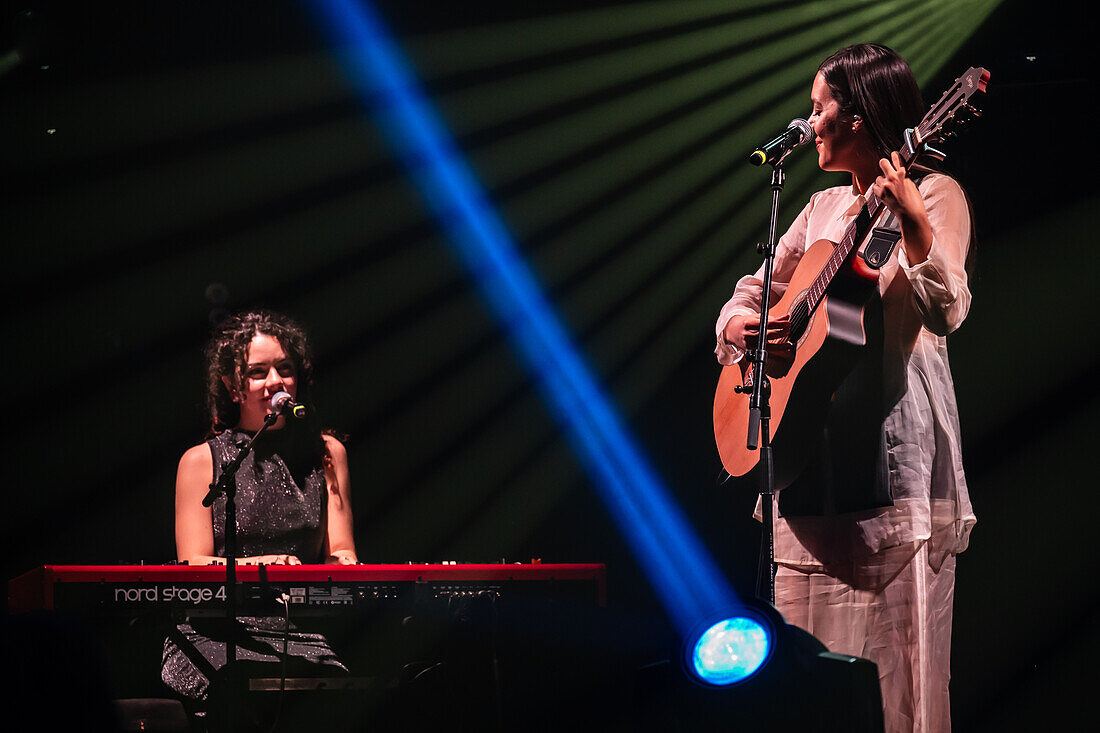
left=960, top=103, right=982, bottom=120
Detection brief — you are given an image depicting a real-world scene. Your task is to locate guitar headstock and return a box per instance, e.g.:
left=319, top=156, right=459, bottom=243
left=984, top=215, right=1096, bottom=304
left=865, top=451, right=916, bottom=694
left=904, top=67, right=990, bottom=158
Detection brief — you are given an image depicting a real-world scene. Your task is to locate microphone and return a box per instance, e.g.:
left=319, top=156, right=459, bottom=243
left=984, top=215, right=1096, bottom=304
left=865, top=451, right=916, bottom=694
left=748, top=118, right=813, bottom=166
left=270, top=392, right=307, bottom=419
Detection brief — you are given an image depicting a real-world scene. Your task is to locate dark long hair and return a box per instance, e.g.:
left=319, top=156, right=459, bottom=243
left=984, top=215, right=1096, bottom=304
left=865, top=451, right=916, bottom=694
left=819, top=43, right=975, bottom=272
left=203, top=309, right=318, bottom=438
left=818, top=43, right=925, bottom=162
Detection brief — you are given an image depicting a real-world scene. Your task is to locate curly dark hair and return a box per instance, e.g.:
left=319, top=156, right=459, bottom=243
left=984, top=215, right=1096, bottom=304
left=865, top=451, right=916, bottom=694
left=204, top=309, right=316, bottom=436
left=817, top=43, right=925, bottom=162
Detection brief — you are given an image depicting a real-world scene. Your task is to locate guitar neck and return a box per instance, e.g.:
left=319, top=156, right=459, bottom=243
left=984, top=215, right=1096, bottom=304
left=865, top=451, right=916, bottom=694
left=803, top=189, right=888, bottom=312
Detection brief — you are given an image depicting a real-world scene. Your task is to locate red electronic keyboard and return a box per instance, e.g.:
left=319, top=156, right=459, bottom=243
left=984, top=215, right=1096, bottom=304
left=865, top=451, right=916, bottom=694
left=7, top=563, right=607, bottom=616
left=7, top=563, right=612, bottom=716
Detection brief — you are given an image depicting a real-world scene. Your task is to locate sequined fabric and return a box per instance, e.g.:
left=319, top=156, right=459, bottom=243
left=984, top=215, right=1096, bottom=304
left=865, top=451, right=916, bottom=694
left=209, top=427, right=326, bottom=562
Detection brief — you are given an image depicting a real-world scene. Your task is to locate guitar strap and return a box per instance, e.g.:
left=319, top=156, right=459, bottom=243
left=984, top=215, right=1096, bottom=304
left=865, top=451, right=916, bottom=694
left=860, top=223, right=901, bottom=269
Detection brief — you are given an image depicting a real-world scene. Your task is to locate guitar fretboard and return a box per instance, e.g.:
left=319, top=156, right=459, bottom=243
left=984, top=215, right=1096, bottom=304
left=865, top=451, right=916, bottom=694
left=804, top=190, right=886, bottom=314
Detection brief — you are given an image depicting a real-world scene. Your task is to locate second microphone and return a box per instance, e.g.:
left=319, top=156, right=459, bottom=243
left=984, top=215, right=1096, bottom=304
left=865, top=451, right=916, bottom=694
left=270, top=391, right=307, bottom=419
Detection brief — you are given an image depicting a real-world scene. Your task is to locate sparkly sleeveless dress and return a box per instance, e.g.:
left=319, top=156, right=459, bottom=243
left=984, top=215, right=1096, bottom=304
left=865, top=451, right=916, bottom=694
left=161, top=428, right=346, bottom=702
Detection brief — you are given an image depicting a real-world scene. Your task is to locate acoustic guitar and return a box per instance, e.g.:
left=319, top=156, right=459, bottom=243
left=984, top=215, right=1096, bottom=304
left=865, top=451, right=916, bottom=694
left=714, top=67, right=989, bottom=488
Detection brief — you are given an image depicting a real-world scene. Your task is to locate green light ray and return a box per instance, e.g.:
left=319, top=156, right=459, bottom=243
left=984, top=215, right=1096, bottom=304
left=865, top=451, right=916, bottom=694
left=507, top=3, right=931, bottom=306
left=465, top=4, right=914, bottom=209
left=422, top=1, right=878, bottom=136
left=904, top=1, right=1003, bottom=83
left=407, top=0, right=817, bottom=75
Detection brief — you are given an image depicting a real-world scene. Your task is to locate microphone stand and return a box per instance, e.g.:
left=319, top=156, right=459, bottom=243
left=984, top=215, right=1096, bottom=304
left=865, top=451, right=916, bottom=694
left=738, top=160, right=787, bottom=605
left=201, top=411, right=280, bottom=726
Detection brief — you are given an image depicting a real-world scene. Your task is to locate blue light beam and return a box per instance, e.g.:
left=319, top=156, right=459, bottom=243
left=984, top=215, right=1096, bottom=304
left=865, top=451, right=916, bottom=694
left=309, top=0, right=738, bottom=637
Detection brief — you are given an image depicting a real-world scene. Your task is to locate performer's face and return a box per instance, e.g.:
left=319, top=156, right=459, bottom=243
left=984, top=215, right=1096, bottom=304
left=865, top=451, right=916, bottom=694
left=227, top=333, right=298, bottom=431
left=809, top=72, right=862, bottom=175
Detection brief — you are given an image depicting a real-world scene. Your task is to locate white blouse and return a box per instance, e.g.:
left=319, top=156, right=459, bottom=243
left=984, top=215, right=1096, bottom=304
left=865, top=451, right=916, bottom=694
left=714, top=173, right=976, bottom=571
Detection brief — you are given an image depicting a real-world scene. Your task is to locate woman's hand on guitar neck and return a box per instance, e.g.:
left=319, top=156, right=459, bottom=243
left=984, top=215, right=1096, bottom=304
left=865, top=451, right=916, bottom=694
left=873, top=151, right=933, bottom=263
left=723, top=313, right=792, bottom=355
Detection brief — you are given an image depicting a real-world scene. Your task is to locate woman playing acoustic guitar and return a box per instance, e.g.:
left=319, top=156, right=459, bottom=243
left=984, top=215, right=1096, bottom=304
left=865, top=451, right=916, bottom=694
left=715, top=44, right=977, bottom=732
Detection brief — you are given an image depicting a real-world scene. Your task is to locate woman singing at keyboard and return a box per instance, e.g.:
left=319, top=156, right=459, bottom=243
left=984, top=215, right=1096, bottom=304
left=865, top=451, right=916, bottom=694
left=161, top=309, right=357, bottom=727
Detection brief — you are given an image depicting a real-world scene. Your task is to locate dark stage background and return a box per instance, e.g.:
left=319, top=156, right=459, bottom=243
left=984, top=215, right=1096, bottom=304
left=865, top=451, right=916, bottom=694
left=2, top=0, right=1095, bottom=729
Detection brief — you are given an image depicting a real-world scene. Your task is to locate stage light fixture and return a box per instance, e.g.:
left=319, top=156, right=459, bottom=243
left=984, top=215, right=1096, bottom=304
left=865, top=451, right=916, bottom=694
left=682, top=602, right=777, bottom=687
